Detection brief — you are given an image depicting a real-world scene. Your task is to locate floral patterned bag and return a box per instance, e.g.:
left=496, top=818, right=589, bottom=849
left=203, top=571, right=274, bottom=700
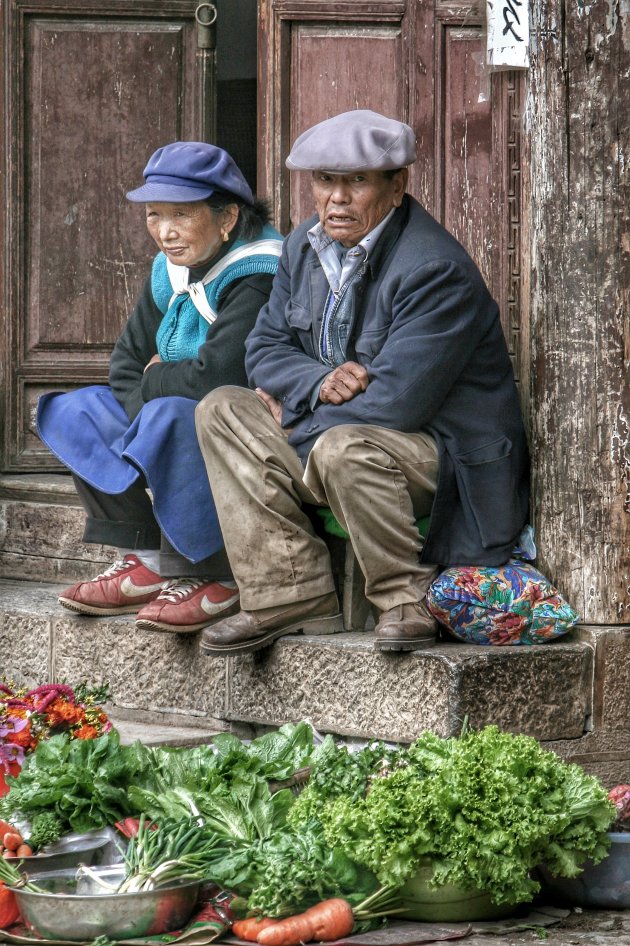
left=426, top=559, right=579, bottom=645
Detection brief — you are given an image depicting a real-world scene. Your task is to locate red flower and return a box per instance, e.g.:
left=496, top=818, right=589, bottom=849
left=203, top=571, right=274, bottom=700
left=74, top=724, right=99, bottom=740
left=6, top=720, right=34, bottom=748
left=46, top=697, right=85, bottom=727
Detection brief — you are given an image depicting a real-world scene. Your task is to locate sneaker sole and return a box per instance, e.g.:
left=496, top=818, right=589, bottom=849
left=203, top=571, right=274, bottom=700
left=199, top=611, right=344, bottom=656
left=136, top=599, right=240, bottom=635
left=58, top=597, right=145, bottom=617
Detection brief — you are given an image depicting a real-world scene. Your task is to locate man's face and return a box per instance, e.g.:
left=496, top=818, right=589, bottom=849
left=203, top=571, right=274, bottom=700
left=311, top=169, right=407, bottom=247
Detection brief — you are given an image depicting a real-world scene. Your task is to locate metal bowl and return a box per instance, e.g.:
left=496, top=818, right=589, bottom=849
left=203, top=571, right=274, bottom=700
left=14, top=866, right=201, bottom=941
left=18, top=829, right=112, bottom=874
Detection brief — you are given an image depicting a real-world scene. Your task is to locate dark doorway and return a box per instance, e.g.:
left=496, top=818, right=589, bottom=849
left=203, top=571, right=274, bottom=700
left=216, top=0, right=258, bottom=190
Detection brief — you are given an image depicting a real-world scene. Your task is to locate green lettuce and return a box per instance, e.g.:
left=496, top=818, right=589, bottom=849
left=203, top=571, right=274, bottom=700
left=289, top=726, right=615, bottom=906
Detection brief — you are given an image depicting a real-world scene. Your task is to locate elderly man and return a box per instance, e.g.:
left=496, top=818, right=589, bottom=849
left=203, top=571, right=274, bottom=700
left=195, top=109, right=529, bottom=655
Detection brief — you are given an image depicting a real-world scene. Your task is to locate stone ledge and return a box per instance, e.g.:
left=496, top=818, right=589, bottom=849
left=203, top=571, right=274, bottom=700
left=0, top=578, right=598, bottom=747
left=0, top=475, right=115, bottom=584
left=0, top=473, right=79, bottom=505
left=224, top=633, right=593, bottom=743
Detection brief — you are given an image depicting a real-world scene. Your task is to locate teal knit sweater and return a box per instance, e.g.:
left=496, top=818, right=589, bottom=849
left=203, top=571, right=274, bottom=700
left=152, top=224, right=282, bottom=361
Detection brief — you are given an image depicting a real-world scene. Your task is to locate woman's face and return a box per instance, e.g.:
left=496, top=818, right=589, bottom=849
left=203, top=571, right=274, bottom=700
left=145, top=201, right=237, bottom=267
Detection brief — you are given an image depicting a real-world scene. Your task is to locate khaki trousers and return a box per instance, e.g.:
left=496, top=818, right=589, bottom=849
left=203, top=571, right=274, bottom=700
left=195, top=387, right=439, bottom=612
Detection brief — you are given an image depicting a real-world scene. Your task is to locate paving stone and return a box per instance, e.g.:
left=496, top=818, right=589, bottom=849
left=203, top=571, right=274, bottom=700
left=0, top=579, right=53, bottom=684
left=51, top=611, right=228, bottom=720
left=225, top=633, right=593, bottom=743
left=107, top=710, right=227, bottom=747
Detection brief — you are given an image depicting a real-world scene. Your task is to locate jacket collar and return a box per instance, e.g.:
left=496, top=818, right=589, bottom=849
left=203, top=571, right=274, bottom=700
left=299, top=195, right=410, bottom=279
left=364, top=195, right=410, bottom=279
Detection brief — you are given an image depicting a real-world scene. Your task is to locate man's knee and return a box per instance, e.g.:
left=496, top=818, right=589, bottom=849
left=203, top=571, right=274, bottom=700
left=195, top=385, right=256, bottom=432
left=309, top=425, right=368, bottom=477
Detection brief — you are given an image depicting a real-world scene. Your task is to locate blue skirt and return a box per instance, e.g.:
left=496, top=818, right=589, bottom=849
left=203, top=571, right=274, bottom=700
left=36, top=386, right=223, bottom=563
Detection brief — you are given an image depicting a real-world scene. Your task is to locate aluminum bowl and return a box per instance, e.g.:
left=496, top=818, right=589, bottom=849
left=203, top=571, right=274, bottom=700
left=14, top=866, right=201, bottom=941
left=18, top=829, right=113, bottom=875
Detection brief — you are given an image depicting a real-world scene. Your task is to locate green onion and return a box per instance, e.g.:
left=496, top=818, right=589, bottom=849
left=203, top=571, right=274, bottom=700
left=117, top=814, right=221, bottom=893
left=0, top=856, right=43, bottom=893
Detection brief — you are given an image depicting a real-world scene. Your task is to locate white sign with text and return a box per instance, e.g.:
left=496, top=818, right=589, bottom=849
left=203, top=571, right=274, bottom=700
left=487, top=0, right=530, bottom=68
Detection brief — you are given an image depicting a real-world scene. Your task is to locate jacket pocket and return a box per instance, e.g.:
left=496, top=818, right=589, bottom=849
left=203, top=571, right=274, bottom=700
left=285, top=300, right=313, bottom=330
left=285, top=301, right=315, bottom=357
left=454, top=437, right=517, bottom=549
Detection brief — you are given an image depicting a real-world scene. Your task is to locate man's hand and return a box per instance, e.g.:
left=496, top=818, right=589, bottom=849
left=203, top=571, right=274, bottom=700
left=319, top=361, right=370, bottom=404
left=144, top=354, right=162, bottom=372
left=255, top=388, right=286, bottom=428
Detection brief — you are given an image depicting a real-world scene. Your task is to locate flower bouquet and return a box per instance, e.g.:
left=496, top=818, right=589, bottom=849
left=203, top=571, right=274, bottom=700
left=0, top=682, right=111, bottom=796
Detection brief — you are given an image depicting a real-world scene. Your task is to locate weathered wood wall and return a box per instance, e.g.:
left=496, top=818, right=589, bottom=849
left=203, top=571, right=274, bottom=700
left=528, top=0, right=630, bottom=624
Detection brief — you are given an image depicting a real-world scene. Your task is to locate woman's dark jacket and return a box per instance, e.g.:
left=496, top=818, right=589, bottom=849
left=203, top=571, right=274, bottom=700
left=245, top=195, right=530, bottom=567
left=110, top=259, right=274, bottom=421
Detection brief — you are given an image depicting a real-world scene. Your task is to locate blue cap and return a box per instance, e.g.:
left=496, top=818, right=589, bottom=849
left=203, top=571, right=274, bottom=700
left=126, top=141, right=254, bottom=205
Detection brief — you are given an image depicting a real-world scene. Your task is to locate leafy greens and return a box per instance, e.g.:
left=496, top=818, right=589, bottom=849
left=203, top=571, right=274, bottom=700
left=289, top=725, right=615, bottom=905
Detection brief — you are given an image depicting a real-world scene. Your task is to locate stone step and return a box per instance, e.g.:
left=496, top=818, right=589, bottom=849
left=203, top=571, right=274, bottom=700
left=0, top=473, right=115, bottom=584
left=3, top=576, right=630, bottom=783
left=0, top=575, right=593, bottom=741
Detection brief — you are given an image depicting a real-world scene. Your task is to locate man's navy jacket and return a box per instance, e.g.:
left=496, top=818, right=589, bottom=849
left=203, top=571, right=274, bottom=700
left=245, top=195, right=530, bottom=567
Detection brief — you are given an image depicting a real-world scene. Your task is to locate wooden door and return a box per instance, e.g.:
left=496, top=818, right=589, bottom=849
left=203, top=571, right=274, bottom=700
left=258, top=0, right=528, bottom=396
left=0, top=0, right=210, bottom=471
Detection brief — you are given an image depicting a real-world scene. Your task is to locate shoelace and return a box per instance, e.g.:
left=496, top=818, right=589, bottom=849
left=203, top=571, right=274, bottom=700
left=95, top=558, right=134, bottom=580
left=157, top=577, right=210, bottom=603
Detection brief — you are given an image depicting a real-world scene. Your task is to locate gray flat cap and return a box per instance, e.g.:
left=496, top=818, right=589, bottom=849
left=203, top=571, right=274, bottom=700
left=286, top=109, right=416, bottom=172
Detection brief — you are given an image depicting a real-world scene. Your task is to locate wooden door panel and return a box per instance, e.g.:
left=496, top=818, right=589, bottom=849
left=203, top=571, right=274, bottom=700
left=258, top=0, right=411, bottom=236
left=26, top=19, right=195, bottom=352
left=437, top=22, right=525, bottom=381
left=441, top=28, right=494, bottom=288
left=2, top=0, right=200, bottom=470
left=289, top=23, right=405, bottom=228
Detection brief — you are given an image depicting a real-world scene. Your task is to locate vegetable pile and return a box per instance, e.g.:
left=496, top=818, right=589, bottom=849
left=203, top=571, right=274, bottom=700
left=0, top=716, right=618, bottom=941
left=289, top=725, right=615, bottom=905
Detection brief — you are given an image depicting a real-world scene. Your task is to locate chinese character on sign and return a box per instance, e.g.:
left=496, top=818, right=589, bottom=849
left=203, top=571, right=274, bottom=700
left=487, top=0, right=530, bottom=68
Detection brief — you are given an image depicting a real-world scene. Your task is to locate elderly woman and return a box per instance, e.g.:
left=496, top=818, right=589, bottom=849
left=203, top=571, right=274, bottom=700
left=37, top=141, right=282, bottom=634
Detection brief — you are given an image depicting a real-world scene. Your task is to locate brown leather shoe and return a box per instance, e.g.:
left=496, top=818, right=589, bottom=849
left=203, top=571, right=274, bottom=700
left=199, top=592, right=343, bottom=656
left=374, top=600, right=438, bottom=651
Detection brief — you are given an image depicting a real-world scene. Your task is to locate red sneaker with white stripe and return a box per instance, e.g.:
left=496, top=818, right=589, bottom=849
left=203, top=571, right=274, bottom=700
left=58, top=555, right=168, bottom=616
left=135, top=578, right=240, bottom=634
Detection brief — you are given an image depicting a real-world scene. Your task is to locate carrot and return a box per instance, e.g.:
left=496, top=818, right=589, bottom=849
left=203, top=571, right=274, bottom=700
left=16, top=844, right=32, bottom=859
left=0, top=882, right=20, bottom=929
left=303, top=900, right=354, bottom=942
left=232, top=917, right=276, bottom=941
left=1, top=834, right=22, bottom=853
left=0, top=822, right=12, bottom=840
left=256, top=898, right=354, bottom=945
